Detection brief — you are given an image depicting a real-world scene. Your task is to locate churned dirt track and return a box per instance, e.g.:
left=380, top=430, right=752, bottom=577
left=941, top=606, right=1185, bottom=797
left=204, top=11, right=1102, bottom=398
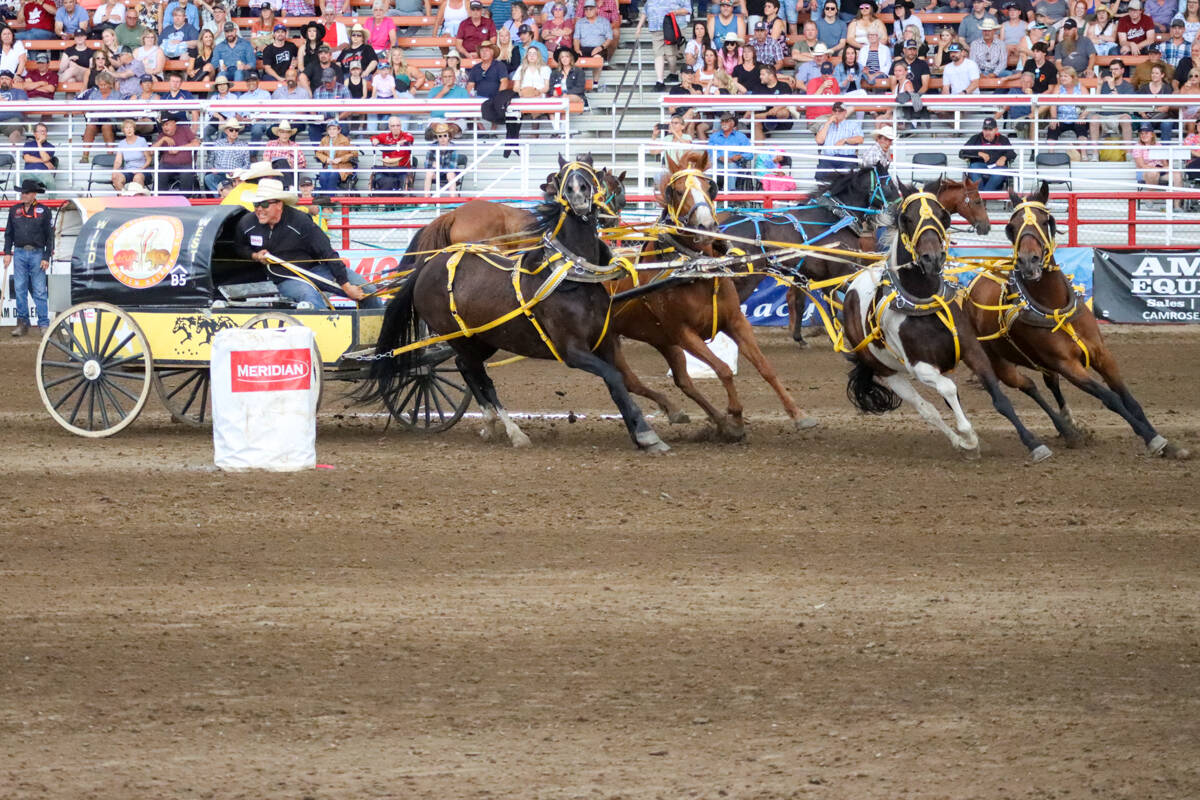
left=1, top=325, right=1198, bottom=800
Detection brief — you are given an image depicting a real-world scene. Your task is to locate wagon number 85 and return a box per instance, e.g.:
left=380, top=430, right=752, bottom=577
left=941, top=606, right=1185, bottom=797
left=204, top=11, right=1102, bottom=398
left=169, top=267, right=188, bottom=287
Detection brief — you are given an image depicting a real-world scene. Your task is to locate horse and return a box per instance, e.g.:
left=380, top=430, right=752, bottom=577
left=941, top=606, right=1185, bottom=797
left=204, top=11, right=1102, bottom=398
left=359, top=158, right=669, bottom=453
left=932, top=175, right=991, bottom=237
left=395, top=158, right=626, bottom=270
left=603, top=150, right=819, bottom=440
left=840, top=182, right=1054, bottom=462
left=963, top=183, right=1190, bottom=459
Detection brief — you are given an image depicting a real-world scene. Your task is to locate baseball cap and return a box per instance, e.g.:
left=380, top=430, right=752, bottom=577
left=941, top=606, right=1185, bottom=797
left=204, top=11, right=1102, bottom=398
left=1139, top=121, right=1155, bottom=132
left=903, top=39, right=918, bottom=48
left=469, top=0, right=482, bottom=7
left=584, top=0, right=597, bottom=5
left=754, top=20, right=767, bottom=30
left=0, top=70, right=12, bottom=79
left=1172, top=17, right=1186, bottom=26
left=223, top=21, right=236, bottom=30
left=1147, top=41, right=1160, bottom=52
left=831, top=100, right=845, bottom=111
left=1128, top=0, right=1141, bottom=8
left=318, top=43, right=332, bottom=52
left=33, top=50, right=49, bottom=62
left=273, top=23, right=287, bottom=31
left=245, top=70, right=260, bottom=80
left=946, top=42, right=962, bottom=52
left=139, top=73, right=153, bottom=83
left=73, top=27, right=87, bottom=36
left=982, top=117, right=997, bottom=129
left=719, top=111, right=737, bottom=122
left=1062, top=17, right=1077, bottom=28
left=518, top=23, right=532, bottom=33
left=321, top=67, right=337, bottom=80
left=820, top=61, right=834, bottom=74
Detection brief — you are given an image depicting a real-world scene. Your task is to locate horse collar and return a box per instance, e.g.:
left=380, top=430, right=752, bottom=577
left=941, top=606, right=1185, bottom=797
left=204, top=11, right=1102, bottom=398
left=884, top=264, right=955, bottom=316
left=1009, top=268, right=1080, bottom=328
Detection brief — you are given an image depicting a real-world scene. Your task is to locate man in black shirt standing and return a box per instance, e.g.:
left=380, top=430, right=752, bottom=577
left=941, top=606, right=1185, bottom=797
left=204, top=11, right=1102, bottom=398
left=3, top=179, right=53, bottom=336
left=235, top=179, right=380, bottom=308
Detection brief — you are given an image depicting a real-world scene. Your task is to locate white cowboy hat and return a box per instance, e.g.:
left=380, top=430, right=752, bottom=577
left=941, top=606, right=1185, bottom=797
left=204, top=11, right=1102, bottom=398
left=220, top=118, right=244, bottom=132
left=248, top=178, right=297, bottom=205
left=979, top=17, right=999, bottom=30
left=813, top=42, right=829, bottom=55
left=270, top=119, right=297, bottom=137
left=236, top=160, right=284, bottom=183
left=120, top=183, right=150, bottom=196
left=875, top=125, right=896, bottom=139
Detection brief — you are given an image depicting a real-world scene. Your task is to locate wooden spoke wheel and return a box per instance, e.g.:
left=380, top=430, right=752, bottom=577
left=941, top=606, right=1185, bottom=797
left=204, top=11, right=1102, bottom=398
left=36, top=301, right=154, bottom=438
left=240, top=312, right=324, bottom=409
left=386, top=341, right=472, bottom=433
left=153, top=367, right=212, bottom=426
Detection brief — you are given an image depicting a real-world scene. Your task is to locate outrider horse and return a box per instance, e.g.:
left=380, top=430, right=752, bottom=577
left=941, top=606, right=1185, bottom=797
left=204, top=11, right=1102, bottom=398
left=841, top=182, right=1053, bottom=461
left=604, top=151, right=819, bottom=440
left=361, top=158, right=668, bottom=452
left=963, top=183, right=1189, bottom=459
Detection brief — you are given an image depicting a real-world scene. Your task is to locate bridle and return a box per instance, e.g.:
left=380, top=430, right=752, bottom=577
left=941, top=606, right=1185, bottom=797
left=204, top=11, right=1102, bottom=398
left=897, top=191, right=948, bottom=260
left=663, top=166, right=717, bottom=228
left=1009, top=199, right=1057, bottom=270
left=552, top=160, right=609, bottom=217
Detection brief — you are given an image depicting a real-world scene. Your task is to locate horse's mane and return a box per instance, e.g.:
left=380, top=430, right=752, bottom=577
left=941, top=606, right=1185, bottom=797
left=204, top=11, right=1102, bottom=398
left=819, top=166, right=871, bottom=197
left=530, top=198, right=569, bottom=234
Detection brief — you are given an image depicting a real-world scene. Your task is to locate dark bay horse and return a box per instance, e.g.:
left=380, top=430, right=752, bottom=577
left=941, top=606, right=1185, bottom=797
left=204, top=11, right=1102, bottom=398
left=841, top=182, right=1053, bottom=461
left=605, top=151, right=818, bottom=440
left=361, top=159, right=668, bottom=452
left=963, top=183, right=1189, bottom=459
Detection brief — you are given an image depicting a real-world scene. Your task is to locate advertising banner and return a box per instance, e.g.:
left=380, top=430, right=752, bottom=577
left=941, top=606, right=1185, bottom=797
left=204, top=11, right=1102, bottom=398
left=1094, top=249, right=1200, bottom=324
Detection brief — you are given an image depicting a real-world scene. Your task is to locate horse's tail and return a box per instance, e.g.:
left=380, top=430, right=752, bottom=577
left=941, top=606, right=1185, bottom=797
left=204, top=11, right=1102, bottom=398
left=354, top=272, right=424, bottom=411
left=846, top=360, right=901, bottom=415
left=419, top=212, right=457, bottom=253
left=397, top=223, right=430, bottom=274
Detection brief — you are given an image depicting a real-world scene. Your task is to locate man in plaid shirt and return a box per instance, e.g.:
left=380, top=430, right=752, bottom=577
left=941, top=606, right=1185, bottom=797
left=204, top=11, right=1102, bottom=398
left=282, top=0, right=315, bottom=15
left=204, top=120, right=252, bottom=192
left=1162, top=19, right=1189, bottom=68
left=749, top=21, right=785, bottom=69
left=310, top=67, right=351, bottom=142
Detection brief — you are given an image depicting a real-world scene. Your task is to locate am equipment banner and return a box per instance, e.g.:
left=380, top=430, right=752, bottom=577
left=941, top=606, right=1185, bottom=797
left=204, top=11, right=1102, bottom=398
left=1094, top=249, right=1200, bottom=324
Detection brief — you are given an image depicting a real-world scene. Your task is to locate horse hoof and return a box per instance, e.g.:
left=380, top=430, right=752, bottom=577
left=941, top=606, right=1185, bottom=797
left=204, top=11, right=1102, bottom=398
left=479, top=427, right=494, bottom=441
left=667, top=410, right=691, bottom=425
left=636, top=429, right=667, bottom=450
left=1029, top=444, right=1053, bottom=463
left=793, top=337, right=810, bottom=350
left=510, top=432, right=532, bottom=449
left=640, top=440, right=671, bottom=455
left=793, top=416, right=820, bottom=431
left=1147, top=434, right=1169, bottom=456
left=1063, top=431, right=1088, bottom=449
left=718, top=426, right=747, bottom=443
left=962, top=446, right=982, bottom=461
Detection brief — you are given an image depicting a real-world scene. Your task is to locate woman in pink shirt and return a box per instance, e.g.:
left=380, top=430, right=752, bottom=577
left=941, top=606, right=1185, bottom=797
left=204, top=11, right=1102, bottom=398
left=364, top=1, right=398, bottom=52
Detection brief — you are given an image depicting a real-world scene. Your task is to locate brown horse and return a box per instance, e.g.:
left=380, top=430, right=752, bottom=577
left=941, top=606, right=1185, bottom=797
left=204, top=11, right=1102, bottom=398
left=605, top=151, right=818, bottom=440
left=780, top=174, right=990, bottom=347
left=963, top=183, right=1190, bottom=459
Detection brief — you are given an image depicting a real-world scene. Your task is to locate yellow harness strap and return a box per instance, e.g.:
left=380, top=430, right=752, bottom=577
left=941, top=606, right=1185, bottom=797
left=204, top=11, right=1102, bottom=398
left=1010, top=200, right=1056, bottom=269
left=898, top=191, right=948, bottom=260
left=664, top=167, right=717, bottom=227
left=512, top=253, right=564, bottom=362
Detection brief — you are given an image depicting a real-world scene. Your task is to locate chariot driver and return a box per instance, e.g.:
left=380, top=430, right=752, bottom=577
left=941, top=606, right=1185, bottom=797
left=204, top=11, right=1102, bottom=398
left=234, top=178, right=382, bottom=309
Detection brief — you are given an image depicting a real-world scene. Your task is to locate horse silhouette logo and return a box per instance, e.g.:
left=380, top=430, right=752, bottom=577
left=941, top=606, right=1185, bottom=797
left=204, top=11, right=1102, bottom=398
left=173, top=315, right=236, bottom=345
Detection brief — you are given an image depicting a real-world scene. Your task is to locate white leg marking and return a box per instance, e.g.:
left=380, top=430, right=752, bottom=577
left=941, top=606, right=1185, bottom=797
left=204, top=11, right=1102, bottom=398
left=881, top=373, right=970, bottom=451
left=497, top=407, right=532, bottom=448
left=913, top=362, right=979, bottom=452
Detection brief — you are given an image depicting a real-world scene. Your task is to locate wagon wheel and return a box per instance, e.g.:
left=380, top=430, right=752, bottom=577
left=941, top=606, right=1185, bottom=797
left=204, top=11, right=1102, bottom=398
left=386, top=341, right=472, bottom=433
left=240, top=312, right=324, bottom=409
left=36, top=301, right=154, bottom=438
left=153, top=367, right=211, bottom=426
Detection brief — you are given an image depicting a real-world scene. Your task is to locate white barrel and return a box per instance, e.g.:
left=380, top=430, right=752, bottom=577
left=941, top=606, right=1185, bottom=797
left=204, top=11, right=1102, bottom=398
left=210, top=326, right=319, bottom=471
left=674, top=332, right=739, bottom=379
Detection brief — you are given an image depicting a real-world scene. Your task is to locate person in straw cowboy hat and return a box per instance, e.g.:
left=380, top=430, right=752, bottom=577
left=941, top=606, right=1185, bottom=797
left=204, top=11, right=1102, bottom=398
left=423, top=120, right=465, bottom=196
left=203, top=117, right=251, bottom=193
left=221, top=160, right=284, bottom=210
left=262, top=120, right=308, bottom=182
left=860, top=124, right=894, bottom=169
left=234, top=177, right=382, bottom=309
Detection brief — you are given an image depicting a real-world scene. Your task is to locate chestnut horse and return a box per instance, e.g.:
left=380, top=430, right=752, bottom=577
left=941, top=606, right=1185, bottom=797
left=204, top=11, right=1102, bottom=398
left=963, top=183, right=1189, bottom=459
left=841, top=182, right=1053, bottom=461
left=605, top=151, right=818, bottom=440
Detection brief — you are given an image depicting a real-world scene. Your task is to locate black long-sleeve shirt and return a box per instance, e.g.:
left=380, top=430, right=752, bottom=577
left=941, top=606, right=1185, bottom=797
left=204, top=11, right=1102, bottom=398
left=959, top=132, right=1017, bottom=166
left=235, top=205, right=349, bottom=286
left=3, top=202, right=53, bottom=262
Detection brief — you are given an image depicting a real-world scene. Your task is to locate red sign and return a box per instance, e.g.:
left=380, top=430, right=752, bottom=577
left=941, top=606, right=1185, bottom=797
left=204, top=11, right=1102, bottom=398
left=230, top=348, right=313, bottom=393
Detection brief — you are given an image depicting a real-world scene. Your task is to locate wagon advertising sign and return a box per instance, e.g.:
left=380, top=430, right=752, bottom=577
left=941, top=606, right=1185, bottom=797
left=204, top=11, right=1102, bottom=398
left=103, top=216, right=185, bottom=289
left=1094, top=249, right=1200, bottom=324
left=229, top=348, right=313, bottom=393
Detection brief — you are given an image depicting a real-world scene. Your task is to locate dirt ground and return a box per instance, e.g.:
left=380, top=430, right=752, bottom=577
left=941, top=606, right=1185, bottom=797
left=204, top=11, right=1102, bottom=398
left=1, top=324, right=1198, bottom=800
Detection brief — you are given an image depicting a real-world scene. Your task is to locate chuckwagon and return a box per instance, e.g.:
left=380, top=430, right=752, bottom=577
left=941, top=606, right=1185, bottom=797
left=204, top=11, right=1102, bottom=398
left=35, top=205, right=470, bottom=437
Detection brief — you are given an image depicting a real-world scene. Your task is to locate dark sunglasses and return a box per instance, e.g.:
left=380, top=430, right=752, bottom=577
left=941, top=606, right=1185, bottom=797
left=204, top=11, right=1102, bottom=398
left=436, top=133, right=450, bottom=138
left=253, top=200, right=278, bottom=209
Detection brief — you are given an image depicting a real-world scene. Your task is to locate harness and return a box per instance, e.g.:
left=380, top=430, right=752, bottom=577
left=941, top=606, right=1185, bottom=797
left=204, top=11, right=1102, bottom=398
left=663, top=167, right=717, bottom=228
left=1009, top=199, right=1057, bottom=271
left=853, top=266, right=961, bottom=364
left=548, top=161, right=617, bottom=237
left=897, top=191, right=948, bottom=261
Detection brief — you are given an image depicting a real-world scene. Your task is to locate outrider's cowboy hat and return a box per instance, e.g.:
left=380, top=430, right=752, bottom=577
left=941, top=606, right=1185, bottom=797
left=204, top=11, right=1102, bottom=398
left=248, top=178, right=298, bottom=205
left=19, top=178, right=45, bottom=193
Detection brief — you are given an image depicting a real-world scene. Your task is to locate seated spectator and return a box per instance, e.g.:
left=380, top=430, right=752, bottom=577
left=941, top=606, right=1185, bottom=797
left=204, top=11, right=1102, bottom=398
left=891, top=0, right=921, bottom=43
left=212, top=21, right=255, bottom=81
left=1143, top=0, right=1176, bottom=33
left=1183, top=121, right=1200, bottom=180
left=261, top=23, right=298, bottom=81
left=58, top=29, right=92, bottom=85
left=651, top=113, right=695, bottom=163
left=1180, top=69, right=1200, bottom=131
left=814, top=2, right=847, bottom=54
left=847, top=1, right=887, bottom=48
left=959, top=117, right=1014, bottom=191
left=114, top=6, right=147, bottom=50
left=749, top=19, right=785, bottom=69
left=131, top=75, right=160, bottom=137
left=112, top=118, right=150, bottom=191
left=1056, top=0, right=1089, bottom=34
left=970, top=17, right=1008, bottom=77
left=542, top=2, right=575, bottom=51
left=928, top=27, right=955, bottom=75
left=206, top=75, right=239, bottom=138
left=1133, top=43, right=1173, bottom=88
left=834, top=43, right=861, bottom=90
left=796, top=40, right=830, bottom=84
left=1085, top=4, right=1118, bottom=56
left=152, top=116, right=198, bottom=192
left=1023, top=41, right=1058, bottom=92
left=427, top=65, right=470, bottom=115
left=136, top=0, right=163, bottom=34
left=304, top=43, right=341, bottom=89
left=758, top=150, right=795, bottom=192
left=805, top=61, right=840, bottom=132
left=186, top=28, right=217, bottom=82
left=1163, top=19, right=1189, bottom=70
left=718, top=34, right=741, bottom=74
left=471, top=40, right=513, bottom=131
left=22, top=50, right=57, bottom=107
left=1172, top=37, right=1200, bottom=91
left=160, top=6, right=199, bottom=60
left=423, top=121, right=465, bottom=196
left=708, top=111, right=752, bottom=189
left=1016, top=21, right=1052, bottom=65
left=791, top=19, right=819, bottom=66
left=159, top=72, right=197, bottom=126
left=1118, top=0, right=1153, bottom=54
left=1003, top=70, right=1037, bottom=138
left=363, top=1, right=398, bottom=53
left=202, top=3, right=230, bottom=37
left=710, top=1, right=747, bottom=50
left=550, top=45, right=587, bottom=104
left=310, top=67, right=351, bottom=141
left=814, top=100, right=862, bottom=183
left=891, top=60, right=928, bottom=130
left=504, top=2, right=537, bottom=41
left=1089, top=57, right=1135, bottom=143
left=858, top=29, right=891, bottom=91
left=273, top=65, right=312, bottom=101
left=574, top=0, right=613, bottom=88
left=164, top=0, right=202, bottom=30
left=1182, top=0, right=1200, bottom=46
left=77, top=73, right=123, bottom=158
left=262, top=120, right=306, bottom=185
left=0, top=27, right=27, bottom=77
left=236, top=72, right=271, bottom=142
left=957, top=0, right=997, bottom=47
left=22, top=122, right=56, bottom=191
left=1132, top=124, right=1183, bottom=202
left=203, top=119, right=251, bottom=192
left=249, top=5, right=278, bottom=53
left=1000, top=2, right=1027, bottom=60
left=517, top=24, right=549, bottom=64
left=318, top=4, right=348, bottom=53
left=55, top=0, right=90, bottom=38
left=371, top=115, right=414, bottom=192
left=1140, top=62, right=1176, bottom=141
left=135, top=29, right=166, bottom=78
left=0, top=68, right=27, bottom=146
left=497, top=26, right=522, bottom=72
left=895, top=37, right=930, bottom=92
left=316, top=120, right=357, bottom=193
left=99, top=26, right=122, bottom=60
left=1055, top=19, right=1095, bottom=76
left=16, top=0, right=55, bottom=41
left=892, top=23, right=924, bottom=58
left=1047, top=65, right=1092, bottom=155
left=92, top=0, right=125, bottom=35
left=753, top=64, right=795, bottom=139
left=942, top=43, right=981, bottom=93
left=457, top=1, right=497, bottom=58
left=338, top=24, right=378, bottom=78
left=110, top=46, right=147, bottom=97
